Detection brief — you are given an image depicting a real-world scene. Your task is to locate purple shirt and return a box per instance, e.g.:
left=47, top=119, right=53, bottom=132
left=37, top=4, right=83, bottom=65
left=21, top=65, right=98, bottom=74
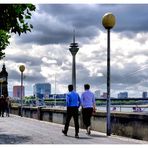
left=81, top=90, right=95, bottom=108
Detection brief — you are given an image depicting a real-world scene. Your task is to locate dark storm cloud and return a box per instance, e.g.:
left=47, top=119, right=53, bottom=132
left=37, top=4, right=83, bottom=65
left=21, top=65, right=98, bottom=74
left=39, top=4, right=99, bottom=28
left=15, top=4, right=101, bottom=45
left=114, top=5, right=148, bottom=32
left=7, top=55, right=41, bottom=66
left=24, top=73, right=47, bottom=84
left=15, top=4, right=148, bottom=46
left=6, top=54, right=47, bottom=86
left=8, top=70, right=20, bottom=80
left=8, top=68, right=46, bottom=84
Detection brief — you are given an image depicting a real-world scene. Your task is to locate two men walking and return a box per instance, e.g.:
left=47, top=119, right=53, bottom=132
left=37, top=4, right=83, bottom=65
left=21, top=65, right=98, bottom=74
left=62, top=84, right=96, bottom=138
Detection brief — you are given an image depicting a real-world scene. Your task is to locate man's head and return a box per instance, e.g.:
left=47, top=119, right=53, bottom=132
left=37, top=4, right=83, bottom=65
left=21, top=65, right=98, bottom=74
left=68, top=84, right=73, bottom=92
left=84, top=84, right=90, bottom=90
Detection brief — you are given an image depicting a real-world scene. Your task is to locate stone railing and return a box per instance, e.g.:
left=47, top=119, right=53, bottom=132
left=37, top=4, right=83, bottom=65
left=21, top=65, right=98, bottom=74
left=10, top=106, right=148, bottom=141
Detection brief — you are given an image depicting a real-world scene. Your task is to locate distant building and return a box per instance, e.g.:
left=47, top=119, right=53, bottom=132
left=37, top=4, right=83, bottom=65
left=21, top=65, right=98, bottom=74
left=142, top=92, right=148, bottom=98
left=33, top=83, right=51, bottom=99
left=118, top=92, right=128, bottom=99
left=49, top=94, right=66, bottom=99
left=94, top=90, right=100, bottom=98
left=101, top=92, right=107, bottom=99
left=13, top=85, right=25, bottom=98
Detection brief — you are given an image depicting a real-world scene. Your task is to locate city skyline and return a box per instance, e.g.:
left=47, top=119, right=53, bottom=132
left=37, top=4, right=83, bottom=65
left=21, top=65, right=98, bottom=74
left=1, top=4, right=148, bottom=97
left=9, top=84, right=148, bottom=99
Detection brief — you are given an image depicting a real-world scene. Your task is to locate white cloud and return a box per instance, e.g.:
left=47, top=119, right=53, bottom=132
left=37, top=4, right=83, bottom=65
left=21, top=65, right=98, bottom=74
left=3, top=29, right=148, bottom=97
left=2, top=4, right=148, bottom=98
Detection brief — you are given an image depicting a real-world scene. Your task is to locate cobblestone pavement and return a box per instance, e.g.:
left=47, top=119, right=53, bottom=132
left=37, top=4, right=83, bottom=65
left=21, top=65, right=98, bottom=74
left=0, top=114, right=148, bottom=144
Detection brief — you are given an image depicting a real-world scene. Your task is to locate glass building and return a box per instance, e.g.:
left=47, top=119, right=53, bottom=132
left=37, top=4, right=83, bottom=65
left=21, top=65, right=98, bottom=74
left=142, top=92, right=148, bottom=98
left=118, top=92, right=128, bottom=99
left=33, top=83, right=51, bottom=99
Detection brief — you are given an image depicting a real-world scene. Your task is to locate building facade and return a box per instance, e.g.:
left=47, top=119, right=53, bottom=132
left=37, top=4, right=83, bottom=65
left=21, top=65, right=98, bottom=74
left=0, top=64, right=8, bottom=97
left=118, top=92, right=128, bottom=99
left=101, top=92, right=107, bottom=99
left=94, top=90, right=101, bottom=98
left=142, top=92, right=148, bottom=98
left=49, top=94, right=66, bottom=99
left=33, top=83, right=51, bottom=99
left=13, top=86, right=25, bottom=98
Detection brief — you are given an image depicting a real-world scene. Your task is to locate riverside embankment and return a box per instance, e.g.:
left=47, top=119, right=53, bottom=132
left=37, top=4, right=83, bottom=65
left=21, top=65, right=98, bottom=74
left=10, top=106, right=148, bottom=141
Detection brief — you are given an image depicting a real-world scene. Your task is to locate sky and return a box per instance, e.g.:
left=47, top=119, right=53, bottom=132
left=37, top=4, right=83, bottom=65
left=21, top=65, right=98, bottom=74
left=1, top=2, right=148, bottom=97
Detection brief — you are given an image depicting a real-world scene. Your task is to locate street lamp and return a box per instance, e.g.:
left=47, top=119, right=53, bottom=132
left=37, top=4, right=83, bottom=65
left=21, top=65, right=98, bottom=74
left=19, top=65, right=25, bottom=117
left=102, top=12, right=116, bottom=136
left=69, top=30, right=79, bottom=91
left=54, top=73, right=56, bottom=107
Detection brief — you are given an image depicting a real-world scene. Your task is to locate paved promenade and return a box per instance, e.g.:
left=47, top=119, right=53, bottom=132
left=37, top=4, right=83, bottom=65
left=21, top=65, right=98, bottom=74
left=0, top=114, right=148, bottom=144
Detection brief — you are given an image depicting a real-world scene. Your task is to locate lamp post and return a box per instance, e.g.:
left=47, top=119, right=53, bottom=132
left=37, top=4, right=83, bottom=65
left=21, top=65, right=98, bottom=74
left=19, top=65, right=25, bottom=117
left=54, top=74, right=56, bottom=107
left=102, top=12, right=116, bottom=136
left=69, top=31, right=79, bottom=91
left=0, top=81, right=2, bottom=96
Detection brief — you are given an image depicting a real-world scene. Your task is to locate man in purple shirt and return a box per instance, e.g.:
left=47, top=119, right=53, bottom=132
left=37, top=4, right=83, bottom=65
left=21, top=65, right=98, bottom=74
left=62, top=84, right=81, bottom=138
left=81, top=84, right=96, bottom=135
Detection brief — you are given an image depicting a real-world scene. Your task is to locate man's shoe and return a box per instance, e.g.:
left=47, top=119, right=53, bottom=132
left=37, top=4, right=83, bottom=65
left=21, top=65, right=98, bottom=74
left=87, top=126, right=91, bottom=135
left=62, top=130, right=67, bottom=136
left=75, top=134, right=79, bottom=138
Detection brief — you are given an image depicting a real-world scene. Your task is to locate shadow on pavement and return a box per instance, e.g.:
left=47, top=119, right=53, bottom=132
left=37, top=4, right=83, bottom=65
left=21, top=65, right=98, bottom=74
left=0, top=134, right=32, bottom=144
left=89, top=134, right=107, bottom=138
left=66, top=135, right=92, bottom=139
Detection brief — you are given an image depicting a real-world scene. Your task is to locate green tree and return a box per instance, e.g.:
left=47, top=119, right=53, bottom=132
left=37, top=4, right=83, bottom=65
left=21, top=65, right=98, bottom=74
left=0, top=4, right=36, bottom=59
left=0, top=30, right=10, bottom=59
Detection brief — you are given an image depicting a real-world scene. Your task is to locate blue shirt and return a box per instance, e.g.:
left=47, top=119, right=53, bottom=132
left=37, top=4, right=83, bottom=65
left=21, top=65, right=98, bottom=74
left=66, top=91, right=81, bottom=107
left=81, top=90, right=95, bottom=108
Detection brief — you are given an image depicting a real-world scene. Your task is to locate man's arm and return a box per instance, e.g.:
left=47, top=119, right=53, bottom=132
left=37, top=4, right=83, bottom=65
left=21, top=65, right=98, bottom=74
left=80, top=94, right=84, bottom=108
left=92, top=94, right=96, bottom=112
left=66, top=94, right=70, bottom=106
left=78, top=94, right=81, bottom=107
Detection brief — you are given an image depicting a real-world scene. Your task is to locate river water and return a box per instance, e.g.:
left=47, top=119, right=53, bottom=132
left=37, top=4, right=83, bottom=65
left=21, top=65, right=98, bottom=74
left=50, top=105, right=148, bottom=113
left=97, top=105, right=148, bottom=113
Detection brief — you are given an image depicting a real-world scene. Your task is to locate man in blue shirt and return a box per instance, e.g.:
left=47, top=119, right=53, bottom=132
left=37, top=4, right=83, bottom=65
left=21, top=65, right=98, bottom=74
left=62, top=84, right=81, bottom=138
left=81, top=84, right=96, bottom=135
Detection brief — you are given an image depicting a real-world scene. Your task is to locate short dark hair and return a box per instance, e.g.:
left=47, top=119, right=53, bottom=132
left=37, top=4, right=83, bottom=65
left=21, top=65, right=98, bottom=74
left=84, top=84, right=90, bottom=90
left=68, top=84, right=73, bottom=91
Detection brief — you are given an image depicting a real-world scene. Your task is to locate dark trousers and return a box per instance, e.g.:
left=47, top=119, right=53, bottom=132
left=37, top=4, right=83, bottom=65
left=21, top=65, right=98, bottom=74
left=0, top=107, right=5, bottom=117
left=82, top=107, right=93, bottom=128
left=6, top=107, right=10, bottom=117
left=64, top=107, right=79, bottom=135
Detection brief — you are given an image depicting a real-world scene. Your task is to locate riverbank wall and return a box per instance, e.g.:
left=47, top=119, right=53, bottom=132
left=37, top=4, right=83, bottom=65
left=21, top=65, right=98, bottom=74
left=10, top=106, right=148, bottom=141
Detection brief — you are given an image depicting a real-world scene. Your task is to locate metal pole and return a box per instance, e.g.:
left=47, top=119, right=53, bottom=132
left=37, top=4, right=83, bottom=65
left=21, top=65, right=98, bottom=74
left=72, top=55, right=76, bottom=91
left=106, top=28, right=111, bottom=136
left=54, top=74, right=56, bottom=106
left=21, top=71, right=23, bottom=117
left=0, top=82, right=2, bottom=96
